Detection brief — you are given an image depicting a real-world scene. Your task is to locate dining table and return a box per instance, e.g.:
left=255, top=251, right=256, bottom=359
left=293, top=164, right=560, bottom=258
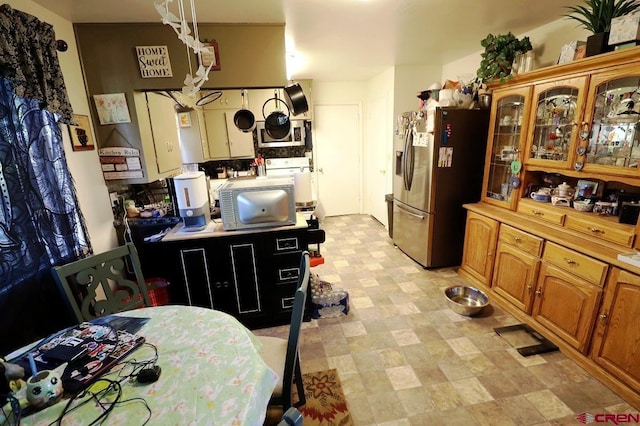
left=16, top=305, right=279, bottom=425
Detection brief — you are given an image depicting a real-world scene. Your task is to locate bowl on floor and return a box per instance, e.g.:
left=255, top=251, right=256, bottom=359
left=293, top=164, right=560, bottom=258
left=444, top=285, right=489, bottom=316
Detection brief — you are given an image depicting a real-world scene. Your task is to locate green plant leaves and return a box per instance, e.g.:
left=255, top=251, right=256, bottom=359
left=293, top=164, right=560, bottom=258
left=564, top=0, right=640, bottom=33
left=477, top=33, right=533, bottom=83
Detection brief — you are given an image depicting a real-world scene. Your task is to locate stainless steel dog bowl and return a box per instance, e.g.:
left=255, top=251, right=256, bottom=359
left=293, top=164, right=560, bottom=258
left=444, top=285, right=489, bottom=316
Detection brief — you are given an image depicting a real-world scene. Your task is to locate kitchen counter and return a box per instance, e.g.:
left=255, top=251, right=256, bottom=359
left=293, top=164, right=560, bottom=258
left=161, top=213, right=309, bottom=242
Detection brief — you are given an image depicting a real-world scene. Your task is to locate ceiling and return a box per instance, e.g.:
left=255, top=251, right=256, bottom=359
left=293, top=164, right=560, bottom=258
left=33, top=0, right=583, bottom=81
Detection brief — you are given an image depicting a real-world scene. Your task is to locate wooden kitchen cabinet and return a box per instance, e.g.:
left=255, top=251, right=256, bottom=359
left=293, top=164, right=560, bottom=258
left=460, top=211, right=498, bottom=286
left=580, top=69, right=640, bottom=177
left=201, top=109, right=255, bottom=160
left=462, top=49, right=640, bottom=408
left=591, top=267, right=640, bottom=393
left=492, top=224, right=542, bottom=314
left=524, top=76, right=588, bottom=169
left=199, top=90, right=244, bottom=110
left=531, top=243, right=605, bottom=354
left=132, top=91, right=183, bottom=181
left=197, top=89, right=254, bottom=160
left=481, top=86, right=532, bottom=210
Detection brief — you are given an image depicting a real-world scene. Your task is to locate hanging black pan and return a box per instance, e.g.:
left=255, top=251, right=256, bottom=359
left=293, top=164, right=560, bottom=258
left=284, top=82, right=309, bottom=116
left=233, top=89, right=255, bottom=132
left=263, top=91, right=291, bottom=140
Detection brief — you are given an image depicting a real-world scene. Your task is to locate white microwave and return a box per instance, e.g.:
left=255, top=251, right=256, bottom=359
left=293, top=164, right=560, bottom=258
left=256, top=120, right=306, bottom=148
left=218, top=178, right=297, bottom=230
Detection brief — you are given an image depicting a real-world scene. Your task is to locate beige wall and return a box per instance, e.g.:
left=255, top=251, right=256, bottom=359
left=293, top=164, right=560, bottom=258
left=442, top=18, right=591, bottom=82
left=5, top=0, right=117, bottom=253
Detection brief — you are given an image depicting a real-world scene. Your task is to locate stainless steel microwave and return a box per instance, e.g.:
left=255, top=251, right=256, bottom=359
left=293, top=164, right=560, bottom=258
left=256, top=120, right=305, bottom=148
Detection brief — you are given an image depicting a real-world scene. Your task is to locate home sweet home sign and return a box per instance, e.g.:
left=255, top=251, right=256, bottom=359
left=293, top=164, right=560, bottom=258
left=136, top=45, right=173, bottom=78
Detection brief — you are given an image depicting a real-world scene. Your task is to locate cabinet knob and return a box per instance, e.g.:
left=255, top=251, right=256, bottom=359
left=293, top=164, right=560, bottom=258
left=563, top=257, right=579, bottom=267
left=535, top=287, right=542, bottom=297
left=579, top=122, right=590, bottom=141
left=526, top=284, right=533, bottom=294
left=599, top=310, right=608, bottom=325
left=514, top=237, right=522, bottom=242
left=531, top=210, right=544, bottom=216
left=589, top=227, right=604, bottom=234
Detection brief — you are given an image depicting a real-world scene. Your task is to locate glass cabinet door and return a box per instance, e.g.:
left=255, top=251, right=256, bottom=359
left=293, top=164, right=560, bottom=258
left=581, top=74, right=640, bottom=176
left=482, top=87, right=532, bottom=210
left=526, top=77, right=587, bottom=169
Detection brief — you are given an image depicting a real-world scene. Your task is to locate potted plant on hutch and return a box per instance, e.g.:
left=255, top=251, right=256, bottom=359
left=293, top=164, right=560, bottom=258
left=564, top=0, right=640, bottom=57
left=476, top=32, right=533, bottom=85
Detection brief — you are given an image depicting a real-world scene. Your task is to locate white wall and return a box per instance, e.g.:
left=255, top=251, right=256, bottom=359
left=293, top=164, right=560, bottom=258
left=393, top=64, right=442, bottom=115
left=5, top=0, right=117, bottom=253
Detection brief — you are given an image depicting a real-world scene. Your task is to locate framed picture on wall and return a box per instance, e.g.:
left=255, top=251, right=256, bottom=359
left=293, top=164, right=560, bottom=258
left=199, top=40, right=221, bottom=70
left=69, top=114, right=95, bottom=151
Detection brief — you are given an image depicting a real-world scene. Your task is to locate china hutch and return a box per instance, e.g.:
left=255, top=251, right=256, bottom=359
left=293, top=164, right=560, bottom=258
left=460, top=47, right=640, bottom=409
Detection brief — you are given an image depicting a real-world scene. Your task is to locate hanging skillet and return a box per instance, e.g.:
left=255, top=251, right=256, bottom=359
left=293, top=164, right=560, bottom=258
left=263, top=91, right=291, bottom=140
left=233, top=89, right=256, bottom=132
left=284, top=82, right=309, bottom=116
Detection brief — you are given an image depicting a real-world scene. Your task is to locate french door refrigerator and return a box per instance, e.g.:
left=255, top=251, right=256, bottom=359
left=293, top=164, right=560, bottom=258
left=392, top=108, right=489, bottom=268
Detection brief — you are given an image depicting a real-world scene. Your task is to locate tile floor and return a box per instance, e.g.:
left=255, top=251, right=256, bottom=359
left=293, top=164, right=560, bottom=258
left=254, top=214, right=638, bottom=425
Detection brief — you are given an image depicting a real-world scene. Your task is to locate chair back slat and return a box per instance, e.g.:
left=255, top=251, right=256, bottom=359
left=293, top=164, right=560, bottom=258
left=52, top=243, right=151, bottom=322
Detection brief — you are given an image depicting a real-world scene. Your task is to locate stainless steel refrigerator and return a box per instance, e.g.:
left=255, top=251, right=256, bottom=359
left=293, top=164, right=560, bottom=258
left=392, top=108, right=489, bottom=268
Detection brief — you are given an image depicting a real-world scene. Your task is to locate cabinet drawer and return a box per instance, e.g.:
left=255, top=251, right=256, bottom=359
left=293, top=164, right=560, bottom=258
left=564, top=215, right=635, bottom=248
left=542, top=242, right=607, bottom=287
left=516, top=200, right=565, bottom=226
left=498, top=224, right=543, bottom=257
left=274, top=236, right=301, bottom=252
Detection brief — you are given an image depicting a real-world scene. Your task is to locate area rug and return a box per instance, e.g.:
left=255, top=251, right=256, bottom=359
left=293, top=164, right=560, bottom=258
left=297, top=368, right=353, bottom=426
left=265, top=368, right=354, bottom=426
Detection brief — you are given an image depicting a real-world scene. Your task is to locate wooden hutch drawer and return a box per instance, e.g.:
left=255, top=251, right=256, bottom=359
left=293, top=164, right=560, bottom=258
left=516, top=200, right=565, bottom=226
left=542, top=242, right=607, bottom=287
left=498, top=224, right=543, bottom=257
left=564, top=215, right=635, bottom=248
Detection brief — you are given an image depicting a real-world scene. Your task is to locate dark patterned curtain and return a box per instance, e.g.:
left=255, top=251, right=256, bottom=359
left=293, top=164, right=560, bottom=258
left=0, top=6, right=92, bottom=353
left=0, top=78, right=91, bottom=291
left=0, top=4, right=75, bottom=125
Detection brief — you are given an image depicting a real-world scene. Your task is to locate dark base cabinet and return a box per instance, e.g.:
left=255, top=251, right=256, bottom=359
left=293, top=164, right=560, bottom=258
left=159, top=226, right=317, bottom=329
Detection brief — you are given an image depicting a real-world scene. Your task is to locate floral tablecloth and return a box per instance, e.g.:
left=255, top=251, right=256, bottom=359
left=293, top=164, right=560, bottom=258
left=24, top=305, right=278, bottom=425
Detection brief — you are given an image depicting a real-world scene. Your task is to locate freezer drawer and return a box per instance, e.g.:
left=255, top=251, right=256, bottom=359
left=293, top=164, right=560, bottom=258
left=392, top=200, right=432, bottom=267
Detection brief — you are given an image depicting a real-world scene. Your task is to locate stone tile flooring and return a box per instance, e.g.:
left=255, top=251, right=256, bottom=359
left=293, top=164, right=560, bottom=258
left=254, top=215, right=638, bottom=425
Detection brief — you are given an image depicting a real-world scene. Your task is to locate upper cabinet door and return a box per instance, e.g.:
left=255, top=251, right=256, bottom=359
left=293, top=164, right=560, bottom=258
left=146, top=92, right=183, bottom=174
left=199, top=90, right=243, bottom=110
left=224, top=112, right=255, bottom=158
left=481, top=86, right=532, bottom=210
left=580, top=69, right=640, bottom=177
left=524, top=76, right=588, bottom=170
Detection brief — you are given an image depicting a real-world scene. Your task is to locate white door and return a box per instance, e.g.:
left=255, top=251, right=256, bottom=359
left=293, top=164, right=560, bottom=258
left=364, top=96, right=390, bottom=227
left=314, top=104, right=360, bottom=216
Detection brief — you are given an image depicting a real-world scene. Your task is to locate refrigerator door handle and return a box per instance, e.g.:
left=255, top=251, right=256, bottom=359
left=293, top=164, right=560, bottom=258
left=403, top=126, right=415, bottom=191
left=396, top=204, right=425, bottom=220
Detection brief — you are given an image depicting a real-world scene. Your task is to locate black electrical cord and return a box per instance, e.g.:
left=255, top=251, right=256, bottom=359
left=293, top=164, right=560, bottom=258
left=109, top=343, right=158, bottom=382
left=49, top=379, right=122, bottom=426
